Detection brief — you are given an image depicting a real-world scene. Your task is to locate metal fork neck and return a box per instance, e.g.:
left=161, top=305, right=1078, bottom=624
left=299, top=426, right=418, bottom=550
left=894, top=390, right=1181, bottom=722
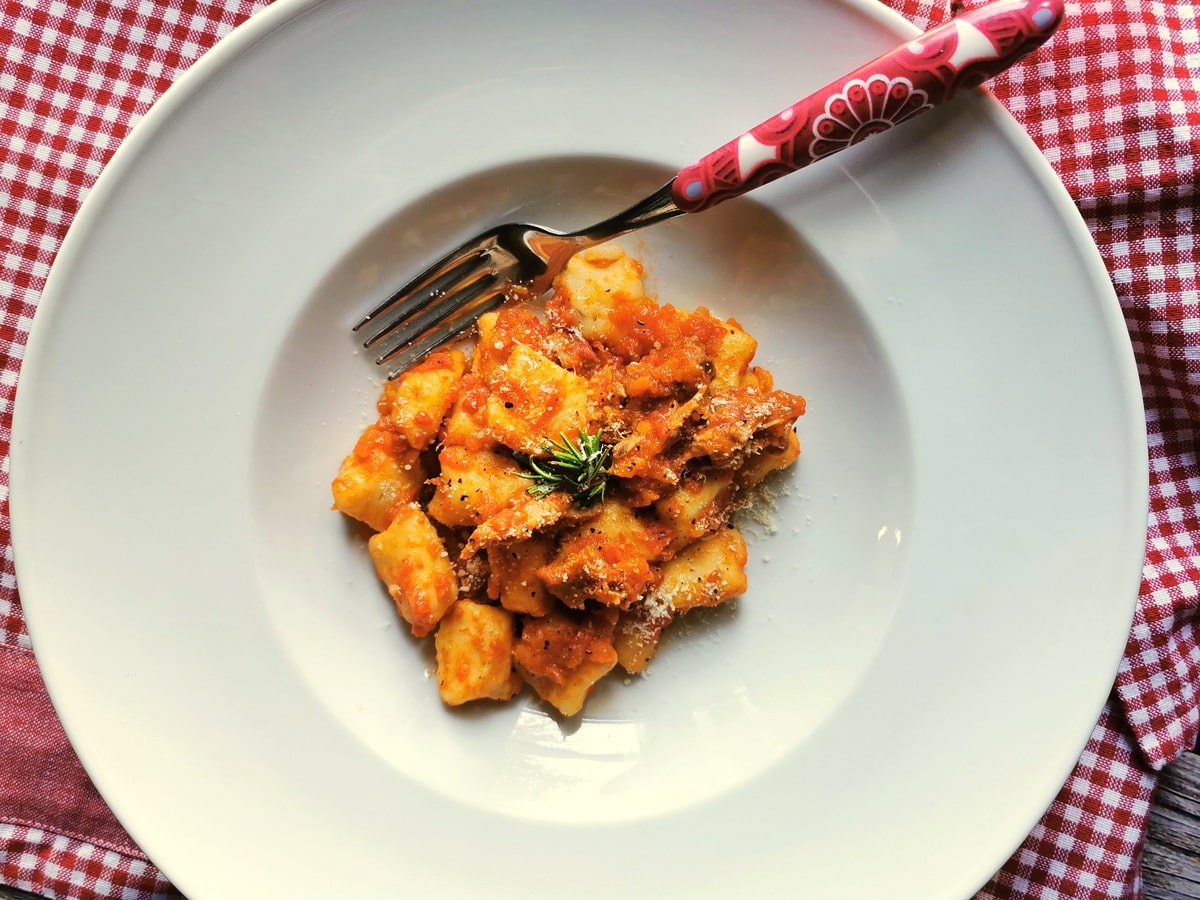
left=573, top=180, right=683, bottom=242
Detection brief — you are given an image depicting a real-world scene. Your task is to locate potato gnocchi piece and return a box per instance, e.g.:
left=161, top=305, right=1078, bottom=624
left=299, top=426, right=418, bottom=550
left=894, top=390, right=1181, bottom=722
left=737, top=429, right=802, bottom=492
left=426, top=446, right=530, bottom=528
left=520, top=657, right=615, bottom=717
left=614, top=596, right=675, bottom=675
left=330, top=423, right=425, bottom=533
left=708, top=321, right=759, bottom=390
left=435, top=600, right=522, bottom=706
left=439, top=372, right=494, bottom=451
left=484, top=343, right=592, bottom=456
left=378, top=349, right=466, bottom=450
left=649, top=527, right=749, bottom=614
left=555, top=244, right=649, bottom=348
left=654, top=469, right=737, bottom=552
left=513, top=607, right=619, bottom=717
left=333, top=245, right=805, bottom=714
left=368, top=503, right=458, bottom=637
left=472, top=307, right=559, bottom=379
left=487, top=536, right=556, bottom=617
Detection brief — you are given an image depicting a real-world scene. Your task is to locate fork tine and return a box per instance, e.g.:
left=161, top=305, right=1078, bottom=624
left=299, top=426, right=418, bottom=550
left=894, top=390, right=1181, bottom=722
left=374, top=282, right=509, bottom=376
left=358, top=251, right=496, bottom=350
left=353, top=243, right=489, bottom=336
left=370, top=270, right=498, bottom=355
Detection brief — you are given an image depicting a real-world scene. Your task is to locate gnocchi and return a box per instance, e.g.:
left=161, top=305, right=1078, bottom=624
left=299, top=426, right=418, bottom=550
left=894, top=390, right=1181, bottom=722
left=332, top=247, right=805, bottom=715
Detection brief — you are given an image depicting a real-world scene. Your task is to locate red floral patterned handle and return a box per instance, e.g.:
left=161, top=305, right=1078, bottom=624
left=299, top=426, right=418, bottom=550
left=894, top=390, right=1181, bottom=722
left=672, top=0, right=1064, bottom=212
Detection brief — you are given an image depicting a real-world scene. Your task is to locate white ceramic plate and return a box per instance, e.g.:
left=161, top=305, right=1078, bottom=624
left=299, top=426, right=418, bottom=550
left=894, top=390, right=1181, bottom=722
left=12, top=0, right=1147, bottom=897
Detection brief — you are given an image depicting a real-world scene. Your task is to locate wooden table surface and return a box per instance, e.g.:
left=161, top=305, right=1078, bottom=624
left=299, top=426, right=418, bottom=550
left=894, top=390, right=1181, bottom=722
left=1145, top=750, right=1200, bottom=899
left=1, top=750, right=1197, bottom=899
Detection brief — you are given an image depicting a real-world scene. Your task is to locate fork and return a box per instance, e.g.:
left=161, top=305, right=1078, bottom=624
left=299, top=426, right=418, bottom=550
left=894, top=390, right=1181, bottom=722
left=356, top=0, right=1063, bottom=375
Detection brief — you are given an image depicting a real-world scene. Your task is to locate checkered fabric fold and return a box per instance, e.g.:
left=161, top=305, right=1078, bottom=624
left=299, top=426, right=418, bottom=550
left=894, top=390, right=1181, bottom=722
left=1, top=0, right=1196, bottom=898
left=0, top=824, right=176, bottom=900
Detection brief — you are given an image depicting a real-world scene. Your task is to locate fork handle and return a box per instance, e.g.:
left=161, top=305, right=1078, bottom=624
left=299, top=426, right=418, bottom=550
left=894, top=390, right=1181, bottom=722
left=671, top=0, right=1063, bottom=213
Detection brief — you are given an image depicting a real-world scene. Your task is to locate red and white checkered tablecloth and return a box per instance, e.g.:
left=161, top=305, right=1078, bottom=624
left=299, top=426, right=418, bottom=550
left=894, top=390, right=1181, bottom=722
left=1, top=0, right=1197, bottom=897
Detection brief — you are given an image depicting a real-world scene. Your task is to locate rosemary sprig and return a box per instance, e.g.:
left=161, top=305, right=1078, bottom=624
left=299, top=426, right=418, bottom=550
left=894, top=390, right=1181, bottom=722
left=518, top=431, right=612, bottom=504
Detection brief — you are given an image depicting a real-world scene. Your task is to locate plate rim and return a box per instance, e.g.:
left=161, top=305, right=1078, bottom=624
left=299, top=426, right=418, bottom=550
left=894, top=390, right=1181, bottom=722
left=10, top=0, right=1150, bottom=895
